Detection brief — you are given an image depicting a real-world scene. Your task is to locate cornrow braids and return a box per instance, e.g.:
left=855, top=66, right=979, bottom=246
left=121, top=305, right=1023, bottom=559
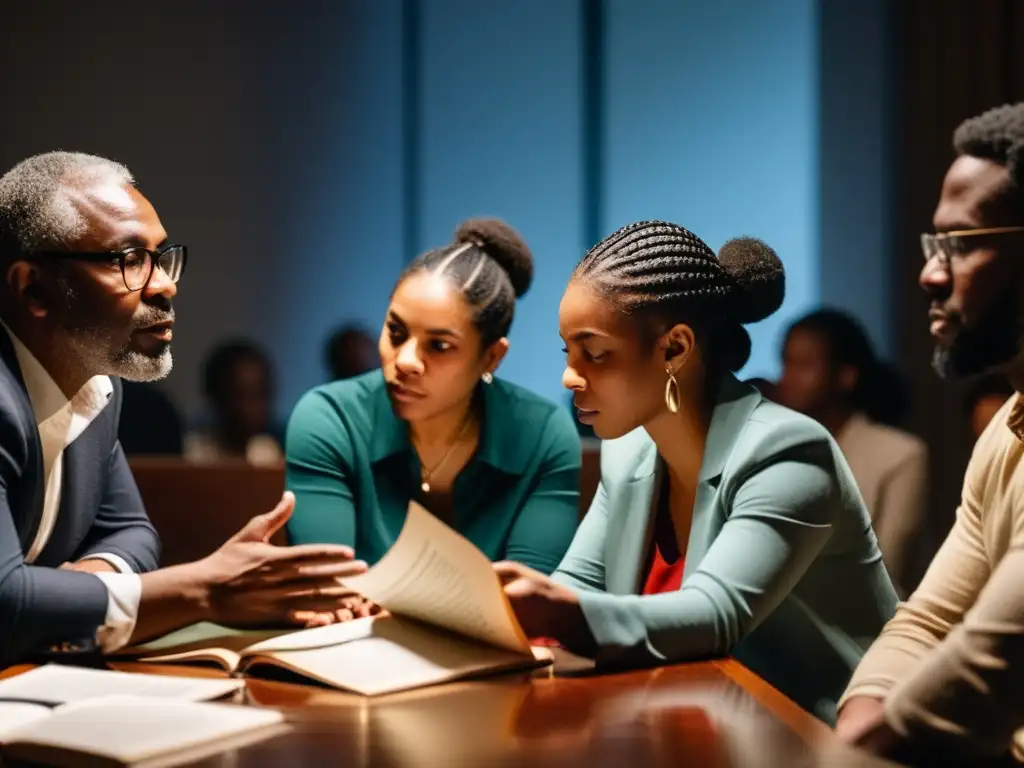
left=395, top=217, right=534, bottom=348
left=574, top=220, right=785, bottom=373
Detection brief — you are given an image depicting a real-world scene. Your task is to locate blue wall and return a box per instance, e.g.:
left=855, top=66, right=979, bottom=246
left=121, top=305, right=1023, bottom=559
left=416, top=0, right=585, bottom=402
left=818, top=0, right=894, bottom=356
left=602, top=0, right=819, bottom=381
left=269, top=1, right=409, bottom=407
left=0, top=1, right=892, bottom=419
left=269, top=0, right=891, bottom=411
left=271, top=0, right=587, bottom=410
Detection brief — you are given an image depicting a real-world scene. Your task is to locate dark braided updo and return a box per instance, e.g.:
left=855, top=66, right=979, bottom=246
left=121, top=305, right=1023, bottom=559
left=574, top=220, right=785, bottom=372
left=397, top=217, right=533, bottom=348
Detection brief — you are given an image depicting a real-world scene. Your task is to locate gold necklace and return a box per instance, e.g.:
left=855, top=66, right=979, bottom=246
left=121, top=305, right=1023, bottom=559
left=419, top=414, right=475, bottom=493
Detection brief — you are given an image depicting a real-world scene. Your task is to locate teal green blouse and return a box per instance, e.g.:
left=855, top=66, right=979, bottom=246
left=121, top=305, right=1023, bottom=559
left=284, top=371, right=581, bottom=574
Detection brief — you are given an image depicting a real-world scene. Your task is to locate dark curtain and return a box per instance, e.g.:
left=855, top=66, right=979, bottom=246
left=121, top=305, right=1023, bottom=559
left=896, top=0, right=1024, bottom=578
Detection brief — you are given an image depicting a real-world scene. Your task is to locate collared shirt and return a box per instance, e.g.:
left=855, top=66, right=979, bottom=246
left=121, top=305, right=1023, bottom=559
left=840, top=393, right=1024, bottom=761
left=1, top=322, right=141, bottom=651
left=284, top=370, right=582, bottom=573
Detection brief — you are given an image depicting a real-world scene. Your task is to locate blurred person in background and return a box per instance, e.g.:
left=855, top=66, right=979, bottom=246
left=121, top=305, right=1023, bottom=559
left=777, top=308, right=926, bottom=597
left=324, top=323, right=379, bottom=381
left=185, top=339, right=283, bottom=466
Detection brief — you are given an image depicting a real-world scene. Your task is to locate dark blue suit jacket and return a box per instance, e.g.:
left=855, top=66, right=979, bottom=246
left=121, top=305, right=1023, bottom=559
left=0, top=327, right=161, bottom=666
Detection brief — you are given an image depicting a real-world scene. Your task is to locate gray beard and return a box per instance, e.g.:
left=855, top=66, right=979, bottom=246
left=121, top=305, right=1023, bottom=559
left=59, top=323, right=173, bottom=383
left=113, top=345, right=173, bottom=382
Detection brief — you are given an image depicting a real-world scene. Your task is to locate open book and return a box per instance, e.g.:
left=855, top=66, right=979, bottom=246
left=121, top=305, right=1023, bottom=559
left=117, top=502, right=551, bottom=696
left=0, top=663, right=245, bottom=707
left=0, top=695, right=286, bottom=768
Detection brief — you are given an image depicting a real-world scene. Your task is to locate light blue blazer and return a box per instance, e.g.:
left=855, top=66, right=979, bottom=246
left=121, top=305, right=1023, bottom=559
left=552, top=375, right=898, bottom=723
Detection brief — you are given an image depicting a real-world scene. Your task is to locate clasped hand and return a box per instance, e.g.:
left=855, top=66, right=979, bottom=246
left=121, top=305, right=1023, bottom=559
left=835, top=696, right=903, bottom=757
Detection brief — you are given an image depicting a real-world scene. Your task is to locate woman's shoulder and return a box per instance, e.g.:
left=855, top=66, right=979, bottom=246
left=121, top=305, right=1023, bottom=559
left=737, top=399, right=839, bottom=466
left=594, top=398, right=843, bottom=490
left=489, top=377, right=572, bottom=428
left=287, top=371, right=388, bottom=454
left=293, top=370, right=386, bottom=416
left=748, top=398, right=832, bottom=441
left=484, top=379, right=580, bottom=467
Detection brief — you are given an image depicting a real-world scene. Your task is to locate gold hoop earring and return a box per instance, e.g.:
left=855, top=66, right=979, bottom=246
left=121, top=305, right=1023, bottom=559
left=664, top=365, right=681, bottom=414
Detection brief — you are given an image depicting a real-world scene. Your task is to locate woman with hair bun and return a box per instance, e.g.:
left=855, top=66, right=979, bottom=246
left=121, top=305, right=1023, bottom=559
left=285, top=218, right=581, bottom=608
left=495, top=220, right=896, bottom=724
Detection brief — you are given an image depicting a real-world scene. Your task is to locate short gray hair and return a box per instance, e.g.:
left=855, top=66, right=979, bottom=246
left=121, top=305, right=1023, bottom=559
left=0, top=151, right=134, bottom=255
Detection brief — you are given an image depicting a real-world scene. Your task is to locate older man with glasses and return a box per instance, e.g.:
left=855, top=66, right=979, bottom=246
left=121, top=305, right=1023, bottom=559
left=836, top=103, right=1024, bottom=766
left=0, top=151, right=365, bottom=668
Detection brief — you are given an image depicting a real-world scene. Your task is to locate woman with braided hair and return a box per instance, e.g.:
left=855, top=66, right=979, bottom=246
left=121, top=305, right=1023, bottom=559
left=496, top=220, right=897, bottom=724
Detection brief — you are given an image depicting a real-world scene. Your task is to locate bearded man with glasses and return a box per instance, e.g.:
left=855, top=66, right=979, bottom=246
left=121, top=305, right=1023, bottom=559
left=0, top=152, right=365, bottom=668
left=837, top=103, right=1024, bottom=766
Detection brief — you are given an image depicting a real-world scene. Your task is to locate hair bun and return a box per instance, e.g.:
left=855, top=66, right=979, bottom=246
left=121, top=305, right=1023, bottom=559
left=718, top=237, right=785, bottom=324
left=454, top=217, right=533, bottom=298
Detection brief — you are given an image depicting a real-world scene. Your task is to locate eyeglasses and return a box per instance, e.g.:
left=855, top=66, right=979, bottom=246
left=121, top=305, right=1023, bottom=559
left=920, top=226, right=1024, bottom=269
left=31, top=244, right=187, bottom=292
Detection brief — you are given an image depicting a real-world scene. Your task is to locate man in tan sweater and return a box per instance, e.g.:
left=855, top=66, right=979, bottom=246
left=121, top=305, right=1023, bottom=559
left=836, top=102, right=1024, bottom=764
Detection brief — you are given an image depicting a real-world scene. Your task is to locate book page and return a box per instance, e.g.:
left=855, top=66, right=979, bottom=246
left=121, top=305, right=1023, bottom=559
left=0, top=704, right=51, bottom=743
left=134, top=646, right=244, bottom=670
left=119, top=622, right=292, bottom=670
left=0, top=665, right=243, bottom=705
left=243, top=615, right=542, bottom=696
left=3, top=695, right=285, bottom=767
left=343, top=501, right=530, bottom=653
left=243, top=616, right=382, bottom=654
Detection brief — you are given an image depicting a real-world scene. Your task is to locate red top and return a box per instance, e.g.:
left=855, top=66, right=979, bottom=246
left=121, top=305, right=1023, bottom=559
left=530, top=541, right=683, bottom=647
left=642, top=538, right=685, bottom=594
left=530, top=492, right=684, bottom=647
left=643, top=484, right=686, bottom=594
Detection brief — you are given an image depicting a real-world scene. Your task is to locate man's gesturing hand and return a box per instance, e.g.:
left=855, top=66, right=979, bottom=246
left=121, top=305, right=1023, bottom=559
left=194, top=492, right=368, bottom=627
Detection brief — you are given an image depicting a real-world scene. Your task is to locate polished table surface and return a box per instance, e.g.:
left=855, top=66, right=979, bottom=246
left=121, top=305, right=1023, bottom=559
left=1, top=659, right=895, bottom=767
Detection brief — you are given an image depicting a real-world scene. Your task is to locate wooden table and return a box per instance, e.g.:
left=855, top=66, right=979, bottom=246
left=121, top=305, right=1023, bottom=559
left=1, top=659, right=896, bottom=767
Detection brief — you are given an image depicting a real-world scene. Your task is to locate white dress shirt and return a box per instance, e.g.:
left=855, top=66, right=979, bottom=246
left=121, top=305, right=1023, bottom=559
left=3, top=323, right=142, bottom=651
